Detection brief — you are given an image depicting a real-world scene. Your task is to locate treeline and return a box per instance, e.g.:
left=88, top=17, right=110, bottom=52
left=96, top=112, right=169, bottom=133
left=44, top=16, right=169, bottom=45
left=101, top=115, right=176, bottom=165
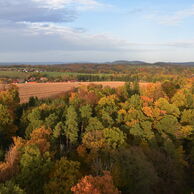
left=27, top=73, right=138, bottom=82
left=0, top=78, right=193, bottom=193
left=0, top=63, right=193, bottom=83
left=2, top=62, right=194, bottom=75
left=70, top=74, right=137, bottom=82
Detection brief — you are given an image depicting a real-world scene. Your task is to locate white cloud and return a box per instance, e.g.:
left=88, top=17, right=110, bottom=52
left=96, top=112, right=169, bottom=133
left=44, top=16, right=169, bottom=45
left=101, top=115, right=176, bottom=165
left=32, top=0, right=104, bottom=10
left=0, top=21, right=133, bottom=53
left=147, top=5, right=194, bottom=25
left=0, top=0, right=107, bottom=24
left=165, top=40, right=194, bottom=48
left=0, top=0, right=126, bottom=60
left=1, top=19, right=194, bottom=62
left=1, top=0, right=194, bottom=62
left=0, top=0, right=76, bottom=23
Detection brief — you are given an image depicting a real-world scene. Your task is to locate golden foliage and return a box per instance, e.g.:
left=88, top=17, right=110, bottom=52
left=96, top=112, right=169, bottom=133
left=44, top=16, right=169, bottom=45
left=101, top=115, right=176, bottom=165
left=0, top=127, right=51, bottom=182
left=27, top=127, right=51, bottom=154
left=0, top=145, right=20, bottom=182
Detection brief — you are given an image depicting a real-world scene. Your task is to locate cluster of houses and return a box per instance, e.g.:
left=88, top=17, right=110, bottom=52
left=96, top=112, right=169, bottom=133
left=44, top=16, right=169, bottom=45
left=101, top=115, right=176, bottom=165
left=19, top=68, right=46, bottom=73
left=12, top=77, right=49, bottom=84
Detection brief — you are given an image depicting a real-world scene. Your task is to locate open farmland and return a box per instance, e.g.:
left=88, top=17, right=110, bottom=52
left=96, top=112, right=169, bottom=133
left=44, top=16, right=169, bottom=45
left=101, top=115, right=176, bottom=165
left=0, top=70, right=113, bottom=79
left=15, top=82, right=126, bottom=103
left=0, top=82, right=156, bottom=103
left=0, top=70, right=30, bottom=79
left=0, top=82, right=154, bottom=103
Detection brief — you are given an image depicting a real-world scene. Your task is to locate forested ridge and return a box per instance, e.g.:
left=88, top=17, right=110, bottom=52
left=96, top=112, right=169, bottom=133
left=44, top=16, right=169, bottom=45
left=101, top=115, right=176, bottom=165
left=0, top=77, right=193, bottom=194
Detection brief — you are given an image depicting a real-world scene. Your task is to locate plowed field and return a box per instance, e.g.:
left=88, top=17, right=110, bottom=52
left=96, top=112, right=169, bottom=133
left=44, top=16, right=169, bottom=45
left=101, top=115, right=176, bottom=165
left=0, top=82, right=152, bottom=103
left=16, top=82, right=125, bottom=103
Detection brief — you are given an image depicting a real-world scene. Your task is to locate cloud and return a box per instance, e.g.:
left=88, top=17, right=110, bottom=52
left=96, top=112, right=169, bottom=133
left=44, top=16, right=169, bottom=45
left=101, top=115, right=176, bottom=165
left=165, top=40, right=194, bottom=48
left=0, top=17, right=160, bottom=62
left=1, top=0, right=194, bottom=62
left=32, top=0, right=106, bottom=11
left=147, top=5, right=194, bottom=25
left=0, top=25, right=145, bottom=62
left=0, top=21, right=133, bottom=53
left=1, top=19, right=194, bottom=62
left=0, top=0, right=125, bottom=60
left=1, top=17, right=194, bottom=62
left=0, top=0, right=106, bottom=23
left=0, top=0, right=76, bottom=23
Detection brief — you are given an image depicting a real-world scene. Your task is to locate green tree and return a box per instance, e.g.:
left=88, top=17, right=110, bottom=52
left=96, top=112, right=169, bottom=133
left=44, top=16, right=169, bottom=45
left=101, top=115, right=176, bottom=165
left=0, top=104, right=17, bottom=147
left=25, top=108, right=44, bottom=137
left=172, top=91, right=187, bottom=109
left=82, top=128, right=126, bottom=151
left=172, top=89, right=194, bottom=109
left=16, top=145, right=51, bottom=194
left=53, top=122, right=66, bottom=155
left=65, top=106, right=78, bottom=148
left=103, top=128, right=126, bottom=149
left=144, top=147, right=186, bottom=194
left=0, top=181, right=25, bottom=194
left=111, top=147, right=158, bottom=194
left=86, top=117, right=104, bottom=132
left=155, top=98, right=180, bottom=117
left=155, top=115, right=180, bottom=136
left=80, top=104, right=92, bottom=134
left=122, top=82, right=133, bottom=99
left=130, top=121, right=155, bottom=141
left=129, top=94, right=142, bottom=109
left=181, top=109, right=194, bottom=126
left=0, top=85, right=20, bottom=109
left=133, top=80, right=140, bottom=95
left=44, top=157, right=81, bottom=194
left=45, top=113, right=59, bottom=129
left=53, top=122, right=65, bottom=139
left=99, top=110, right=114, bottom=128
left=161, top=80, right=178, bottom=99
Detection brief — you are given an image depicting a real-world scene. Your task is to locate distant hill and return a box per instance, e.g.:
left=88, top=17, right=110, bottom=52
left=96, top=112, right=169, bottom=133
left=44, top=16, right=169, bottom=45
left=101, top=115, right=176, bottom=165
left=0, top=62, right=64, bottom=66
left=0, top=61, right=194, bottom=66
left=111, top=60, right=194, bottom=66
left=154, top=62, right=194, bottom=66
left=107, top=60, right=194, bottom=66
left=110, top=60, right=148, bottom=65
left=110, top=61, right=194, bottom=66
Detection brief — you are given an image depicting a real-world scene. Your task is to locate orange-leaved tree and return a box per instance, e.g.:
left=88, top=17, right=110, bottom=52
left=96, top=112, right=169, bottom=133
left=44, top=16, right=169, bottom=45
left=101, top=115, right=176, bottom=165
left=71, top=171, right=120, bottom=194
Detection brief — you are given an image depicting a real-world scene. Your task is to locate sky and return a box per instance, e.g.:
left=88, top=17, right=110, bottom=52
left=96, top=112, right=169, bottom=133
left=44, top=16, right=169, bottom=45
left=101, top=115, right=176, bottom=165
left=1, top=0, right=194, bottom=62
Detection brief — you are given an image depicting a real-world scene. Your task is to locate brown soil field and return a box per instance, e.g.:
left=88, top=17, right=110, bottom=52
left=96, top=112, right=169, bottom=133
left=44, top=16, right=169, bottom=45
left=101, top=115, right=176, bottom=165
left=1, top=81, right=153, bottom=103
left=0, top=84, right=10, bottom=90
left=15, top=82, right=126, bottom=103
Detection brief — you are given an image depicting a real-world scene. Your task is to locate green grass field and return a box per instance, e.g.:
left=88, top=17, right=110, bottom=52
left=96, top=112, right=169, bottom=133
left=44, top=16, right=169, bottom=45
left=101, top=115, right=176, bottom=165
left=0, top=70, right=114, bottom=79
left=44, top=71, right=113, bottom=77
left=0, top=71, right=30, bottom=79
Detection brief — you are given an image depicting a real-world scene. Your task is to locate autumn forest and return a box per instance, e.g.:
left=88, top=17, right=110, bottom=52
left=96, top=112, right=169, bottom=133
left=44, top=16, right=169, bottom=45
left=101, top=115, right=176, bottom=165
left=0, top=65, right=193, bottom=194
